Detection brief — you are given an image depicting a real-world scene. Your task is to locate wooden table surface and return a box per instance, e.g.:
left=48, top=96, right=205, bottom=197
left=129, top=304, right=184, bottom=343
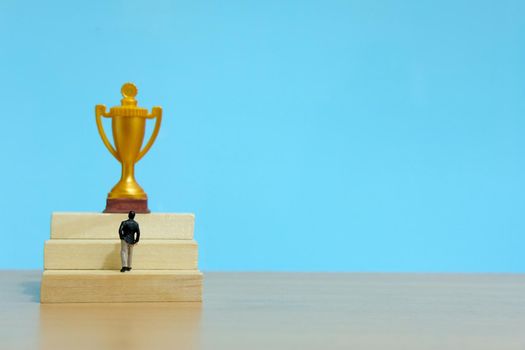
left=0, top=271, right=524, bottom=350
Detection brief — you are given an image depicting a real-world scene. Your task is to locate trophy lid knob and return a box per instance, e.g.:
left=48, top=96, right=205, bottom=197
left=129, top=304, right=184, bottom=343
left=121, top=82, right=138, bottom=106
left=106, top=82, right=149, bottom=117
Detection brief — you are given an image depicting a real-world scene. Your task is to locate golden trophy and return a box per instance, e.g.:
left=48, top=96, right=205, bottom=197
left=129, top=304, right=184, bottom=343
left=95, top=82, right=162, bottom=213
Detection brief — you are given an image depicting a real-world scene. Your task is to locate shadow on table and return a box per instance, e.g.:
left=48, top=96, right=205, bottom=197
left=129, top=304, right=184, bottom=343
left=39, top=302, right=202, bottom=350
left=20, top=279, right=41, bottom=303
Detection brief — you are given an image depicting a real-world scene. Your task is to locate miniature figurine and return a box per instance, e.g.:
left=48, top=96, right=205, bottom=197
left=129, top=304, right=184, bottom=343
left=119, top=211, right=141, bottom=272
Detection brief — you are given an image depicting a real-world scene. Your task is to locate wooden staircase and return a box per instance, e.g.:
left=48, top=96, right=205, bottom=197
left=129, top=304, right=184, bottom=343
left=40, top=212, right=202, bottom=303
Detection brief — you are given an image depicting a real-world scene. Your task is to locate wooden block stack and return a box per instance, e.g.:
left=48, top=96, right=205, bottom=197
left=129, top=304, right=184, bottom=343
left=40, top=212, right=202, bottom=303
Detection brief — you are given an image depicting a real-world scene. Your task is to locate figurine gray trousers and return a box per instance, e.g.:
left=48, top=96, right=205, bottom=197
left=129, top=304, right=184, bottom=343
left=120, top=240, right=134, bottom=268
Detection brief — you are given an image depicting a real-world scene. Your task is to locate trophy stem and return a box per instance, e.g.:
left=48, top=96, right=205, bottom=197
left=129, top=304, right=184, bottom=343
left=122, top=162, right=136, bottom=185
left=104, top=161, right=150, bottom=213
left=110, top=161, right=146, bottom=198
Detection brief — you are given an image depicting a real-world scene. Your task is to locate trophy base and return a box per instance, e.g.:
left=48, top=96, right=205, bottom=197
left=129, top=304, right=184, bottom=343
left=104, top=198, right=150, bottom=213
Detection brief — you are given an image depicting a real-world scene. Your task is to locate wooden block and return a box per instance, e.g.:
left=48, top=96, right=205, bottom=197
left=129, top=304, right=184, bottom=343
left=51, top=212, right=195, bottom=240
left=44, top=240, right=198, bottom=270
left=41, top=270, right=202, bottom=303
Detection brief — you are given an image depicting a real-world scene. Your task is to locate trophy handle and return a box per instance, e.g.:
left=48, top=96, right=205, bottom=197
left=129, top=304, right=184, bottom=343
left=137, top=106, right=162, bottom=162
left=95, top=104, right=120, bottom=162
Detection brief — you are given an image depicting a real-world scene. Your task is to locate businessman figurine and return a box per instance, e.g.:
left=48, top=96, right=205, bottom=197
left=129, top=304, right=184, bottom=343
left=119, top=211, right=140, bottom=272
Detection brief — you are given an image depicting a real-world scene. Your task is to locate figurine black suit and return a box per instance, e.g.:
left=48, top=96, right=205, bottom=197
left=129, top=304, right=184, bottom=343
left=119, top=211, right=141, bottom=272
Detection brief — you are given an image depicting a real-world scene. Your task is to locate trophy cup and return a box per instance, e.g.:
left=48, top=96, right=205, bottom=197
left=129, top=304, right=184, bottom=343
left=95, top=83, right=162, bottom=213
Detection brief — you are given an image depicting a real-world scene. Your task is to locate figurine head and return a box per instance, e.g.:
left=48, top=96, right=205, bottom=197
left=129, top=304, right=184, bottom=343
left=128, top=211, right=136, bottom=219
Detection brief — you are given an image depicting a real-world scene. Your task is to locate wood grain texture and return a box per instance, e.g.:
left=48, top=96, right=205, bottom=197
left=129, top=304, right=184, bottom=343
left=50, top=212, right=195, bottom=239
left=3, top=272, right=525, bottom=349
left=40, top=270, right=203, bottom=303
left=44, top=240, right=198, bottom=270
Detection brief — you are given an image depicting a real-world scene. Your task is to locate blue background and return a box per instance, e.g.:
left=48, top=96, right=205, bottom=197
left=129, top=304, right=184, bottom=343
left=1, top=0, right=524, bottom=271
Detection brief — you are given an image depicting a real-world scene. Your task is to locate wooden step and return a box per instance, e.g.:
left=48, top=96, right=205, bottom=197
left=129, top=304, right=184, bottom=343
left=44, top=240, right=198, bottom=270
left=51, top=212, right=195, bottom=240
left=41, top=270, right=202, bottom=303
